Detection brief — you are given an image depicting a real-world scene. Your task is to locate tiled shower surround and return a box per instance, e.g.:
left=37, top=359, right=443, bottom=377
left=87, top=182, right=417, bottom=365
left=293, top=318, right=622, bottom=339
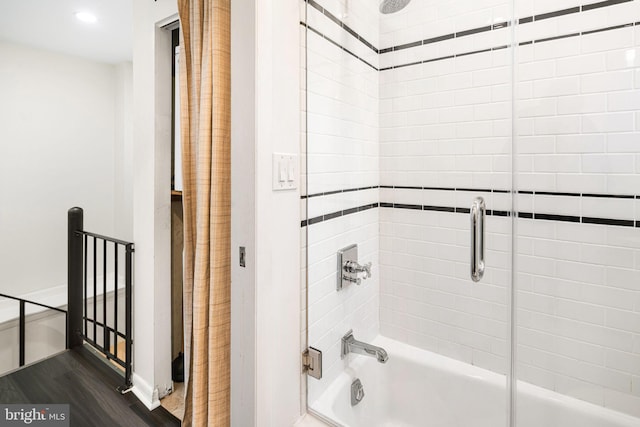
left=303, top=0, right=640, bottom=418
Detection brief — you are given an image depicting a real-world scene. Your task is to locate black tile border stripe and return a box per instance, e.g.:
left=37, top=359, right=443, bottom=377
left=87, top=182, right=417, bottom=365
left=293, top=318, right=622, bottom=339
left=304, top=20, right=637, bottom=73
left=300, top=184, right=640, bottom=200
left=302, top=202, right=638, bottom=228
left=380, top=22, right=638, bottom=71
left=582, top=216, right=635, bottom=227
left=306, top=0, right=379, bottom=54
left=536, top=32, right=581, bottom=43
left=534, top=6, right=580, bottom=21
left=302, top=185, right=640, bottom=200
left=582, top=22, right=634, bottom=35
left=302, top=185, right=640, bottom=227
left=303, top=22, right=379, bottom=71
left=535, top=213, right=581, bottom=223
left=303, top=0, right=635, bottom=72
left=582, top=0, right=632, bottom=11
left=303, top=185, right=379, bottom=199
left=377, top=0, right=633, bottom=54
left=301, top=202, right=379, bottom=227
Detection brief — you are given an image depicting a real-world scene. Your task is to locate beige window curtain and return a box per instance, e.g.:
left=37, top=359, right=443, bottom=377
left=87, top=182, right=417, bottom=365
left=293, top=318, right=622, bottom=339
left=177, top=0, right=231, bottom=425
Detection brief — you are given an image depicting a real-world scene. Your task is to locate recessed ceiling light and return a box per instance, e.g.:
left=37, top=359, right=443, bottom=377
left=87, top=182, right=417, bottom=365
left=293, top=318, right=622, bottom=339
left=75, top=11, right=97, bottom=23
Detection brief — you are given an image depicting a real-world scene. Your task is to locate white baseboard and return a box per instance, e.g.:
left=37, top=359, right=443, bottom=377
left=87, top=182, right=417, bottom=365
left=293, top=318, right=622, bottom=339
left=132, top=373, right=161, bottom=410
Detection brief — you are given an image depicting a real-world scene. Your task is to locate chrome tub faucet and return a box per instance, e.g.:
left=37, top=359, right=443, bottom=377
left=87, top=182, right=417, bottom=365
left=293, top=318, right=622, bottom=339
left=341, top=330, right=389, bottom=363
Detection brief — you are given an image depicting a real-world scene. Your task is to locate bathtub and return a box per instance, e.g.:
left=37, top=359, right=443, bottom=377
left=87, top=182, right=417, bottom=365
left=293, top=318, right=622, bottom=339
left=309, top=336, right=640, bottom=427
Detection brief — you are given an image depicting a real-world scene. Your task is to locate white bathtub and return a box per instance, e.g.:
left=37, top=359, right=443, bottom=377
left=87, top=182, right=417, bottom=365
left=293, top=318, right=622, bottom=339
left=309, top=336, right=640, bottom=427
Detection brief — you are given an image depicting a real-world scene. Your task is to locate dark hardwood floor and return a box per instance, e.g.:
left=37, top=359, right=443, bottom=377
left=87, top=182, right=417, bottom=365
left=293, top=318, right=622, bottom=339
left=0, top=347, right=180, bottom=427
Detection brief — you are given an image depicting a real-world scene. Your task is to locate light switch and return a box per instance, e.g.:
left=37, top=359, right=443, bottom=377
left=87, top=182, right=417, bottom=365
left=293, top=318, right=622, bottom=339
left=273, top=153, right=298, bottom=191
left=279, top=162, right=287, bottom=182
left=287, top=160, right=295, bottom=182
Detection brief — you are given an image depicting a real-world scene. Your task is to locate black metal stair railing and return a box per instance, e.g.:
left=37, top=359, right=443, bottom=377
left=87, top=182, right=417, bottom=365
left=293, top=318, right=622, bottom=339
left=0, top=208, right=134, bottom=394
left=67, top=207, right=134, bottom=393
left=0, top=293, right=67, bottom=368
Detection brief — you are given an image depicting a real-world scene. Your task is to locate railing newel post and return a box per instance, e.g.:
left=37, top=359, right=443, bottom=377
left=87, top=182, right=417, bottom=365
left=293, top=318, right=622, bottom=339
left=124, top=243, right=134, bottom=390
left=68, top=207, right=84, bottom=349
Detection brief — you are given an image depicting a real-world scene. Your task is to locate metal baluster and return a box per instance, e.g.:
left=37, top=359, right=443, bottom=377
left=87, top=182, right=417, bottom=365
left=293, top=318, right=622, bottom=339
left=103, top=239, right=107, bottom=353
left=84, top=234, right=88, bottom=343
left=114, top=243, right=119, bottom=360
left=19, top=300, right=25, bottom=367
left=93, top=236, right=97, bottom=343
left=120, top=243, right=134, bottom=392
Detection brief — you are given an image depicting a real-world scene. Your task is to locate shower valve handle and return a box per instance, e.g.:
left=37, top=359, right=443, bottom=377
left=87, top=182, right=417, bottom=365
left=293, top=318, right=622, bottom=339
left=344, top=261, right=372, bottom=280
left=336, top=244, right=372, bottom=291
left=342, top=275, right=362, bottom=285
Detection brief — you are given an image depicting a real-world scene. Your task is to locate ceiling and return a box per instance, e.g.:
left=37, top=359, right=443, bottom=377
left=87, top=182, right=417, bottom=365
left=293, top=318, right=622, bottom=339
left=0, top=0, right=133, bottom=64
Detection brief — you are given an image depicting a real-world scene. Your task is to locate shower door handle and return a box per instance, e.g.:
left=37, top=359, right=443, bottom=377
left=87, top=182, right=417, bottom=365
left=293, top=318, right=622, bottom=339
left=470, top=197, right=485, bottom=282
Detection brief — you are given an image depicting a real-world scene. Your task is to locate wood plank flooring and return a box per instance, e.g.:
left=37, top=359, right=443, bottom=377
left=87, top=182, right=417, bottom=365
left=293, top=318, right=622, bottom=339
left=160, top=382, right=184, bottom=421
left=0, top=347, right=180, bottom=426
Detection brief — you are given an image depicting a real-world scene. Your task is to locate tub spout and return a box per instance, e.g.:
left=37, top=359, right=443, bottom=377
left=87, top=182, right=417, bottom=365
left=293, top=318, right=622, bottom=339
left=341, top=330, right=389, bottom=363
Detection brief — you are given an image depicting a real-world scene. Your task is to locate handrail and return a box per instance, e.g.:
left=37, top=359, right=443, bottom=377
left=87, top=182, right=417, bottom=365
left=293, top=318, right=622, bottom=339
left=0, top=293, right=68, bottom=367
left=0, top=293, right=67, bottom=314
left=76, top=230, right=134, bottom=248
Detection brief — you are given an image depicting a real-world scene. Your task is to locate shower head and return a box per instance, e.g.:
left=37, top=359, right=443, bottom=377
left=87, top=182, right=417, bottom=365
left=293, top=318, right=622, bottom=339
left=379, top=0, right=411, bottom=14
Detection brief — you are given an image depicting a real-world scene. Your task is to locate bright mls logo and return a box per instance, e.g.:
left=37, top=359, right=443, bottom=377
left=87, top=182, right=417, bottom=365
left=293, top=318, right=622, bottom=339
left=0, top=405, right=69, bottom=427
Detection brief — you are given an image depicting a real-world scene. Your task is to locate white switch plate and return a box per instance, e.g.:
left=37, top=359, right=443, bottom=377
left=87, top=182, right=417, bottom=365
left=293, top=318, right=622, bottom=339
left=273, top=153, right=297, bottom=191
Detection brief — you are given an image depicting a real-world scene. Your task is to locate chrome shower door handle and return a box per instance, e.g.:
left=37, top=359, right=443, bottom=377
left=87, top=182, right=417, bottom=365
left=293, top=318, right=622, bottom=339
left=470, top=197, right=486, bottom=282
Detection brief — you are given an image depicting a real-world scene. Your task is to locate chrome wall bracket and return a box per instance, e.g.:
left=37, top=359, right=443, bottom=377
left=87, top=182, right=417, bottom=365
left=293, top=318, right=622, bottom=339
left=337, top=244, right=372, bottom=291
left=302, top=347, right=322, bottom=379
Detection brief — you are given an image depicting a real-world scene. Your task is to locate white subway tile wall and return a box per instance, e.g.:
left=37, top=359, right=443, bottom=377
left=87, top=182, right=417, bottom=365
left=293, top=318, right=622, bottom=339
left=303, top=0, right=381, bottom=404
left=303, top=0, right=640, bottom=419
left=379, top=0, right=514, bottom=389
left=513, top=1, right=640, bottom=416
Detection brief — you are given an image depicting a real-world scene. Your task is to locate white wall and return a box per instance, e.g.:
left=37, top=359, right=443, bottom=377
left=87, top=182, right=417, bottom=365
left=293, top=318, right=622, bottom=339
left=253, top=1, right=302, bottom=425
left=231, top=0, right=256, bottom=424
left=131, top=0, right=176, bottom=409
left=231, top=1, right=303, bottom=425
left=114, top=62, right=134, bottom=242
left=0, top=41, right=133, bottom=298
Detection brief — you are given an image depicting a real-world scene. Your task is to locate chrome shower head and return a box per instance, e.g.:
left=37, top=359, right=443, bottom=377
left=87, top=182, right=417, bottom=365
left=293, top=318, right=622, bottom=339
left=379, top=0, right=411, bottom=14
